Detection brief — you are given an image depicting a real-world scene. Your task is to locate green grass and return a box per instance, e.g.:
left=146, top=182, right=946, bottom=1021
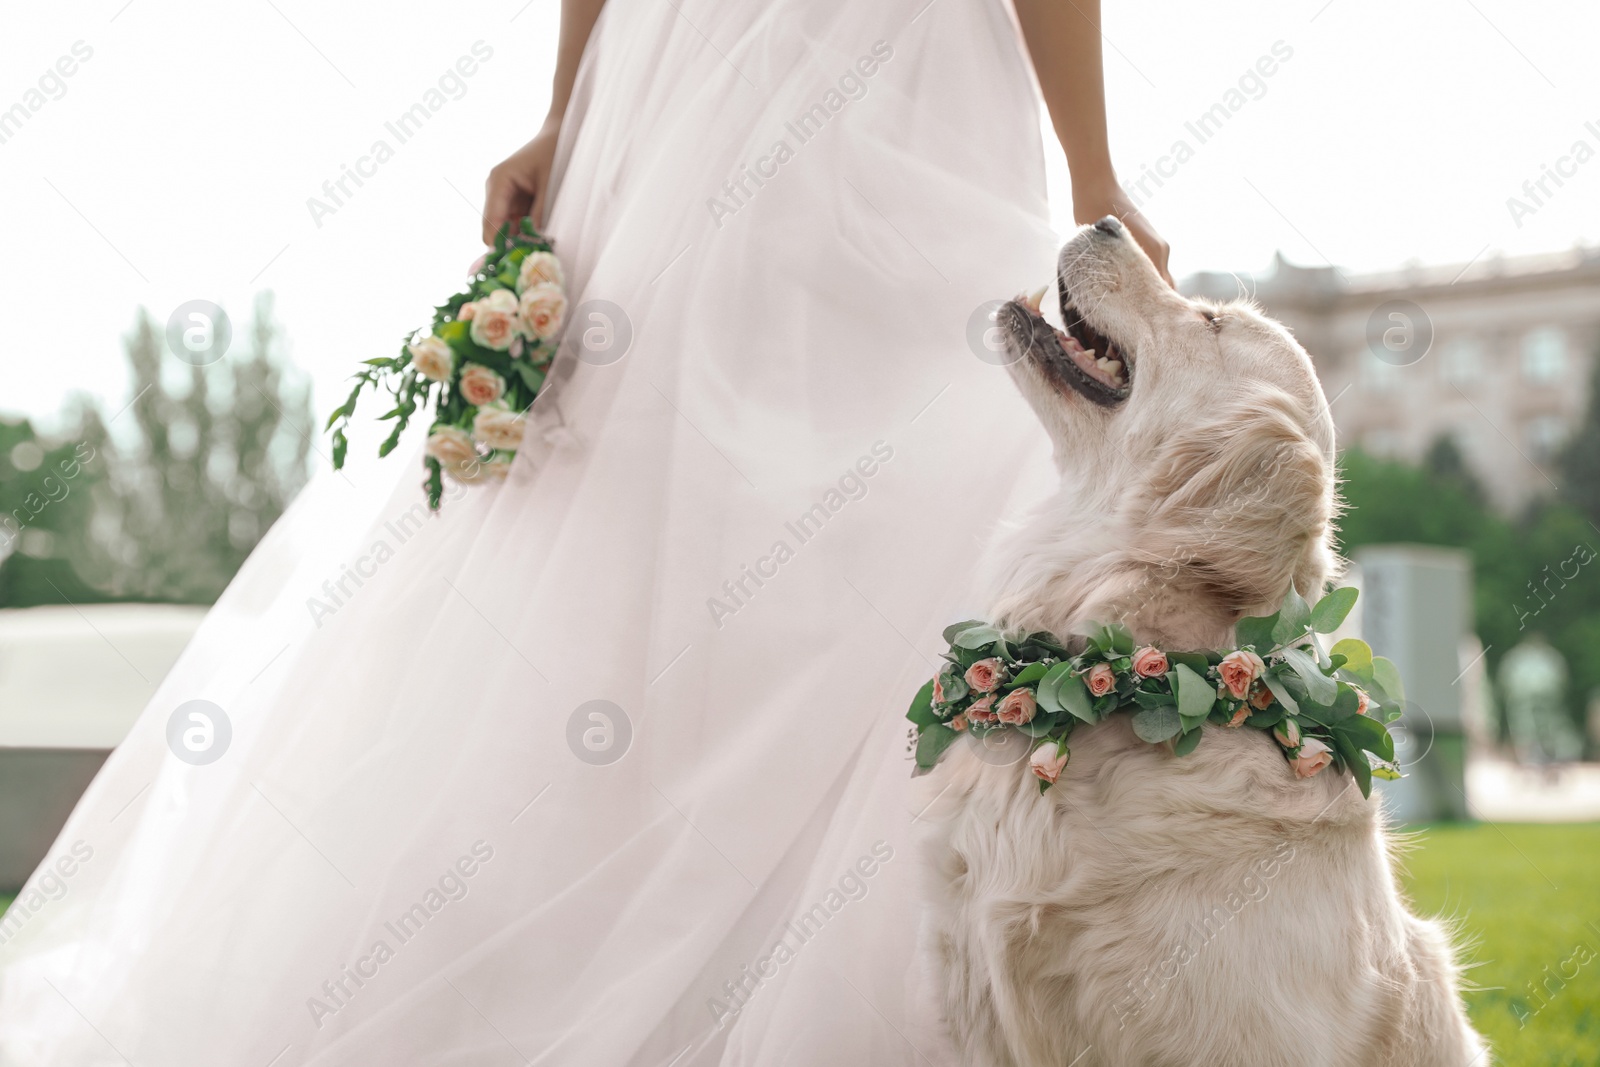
left=1400, top=823, right=1600, bottom=1066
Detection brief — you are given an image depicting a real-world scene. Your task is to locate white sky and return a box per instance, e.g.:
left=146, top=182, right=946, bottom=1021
left=2, top=0, right=1596, bottom=430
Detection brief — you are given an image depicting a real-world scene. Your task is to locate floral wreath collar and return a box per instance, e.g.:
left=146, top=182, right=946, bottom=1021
left=907, top=587, right=1404, bottom=795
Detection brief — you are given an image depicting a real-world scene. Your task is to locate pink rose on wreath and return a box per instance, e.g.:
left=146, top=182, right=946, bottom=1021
left=1248, top=683, right=1275, bottom=711
left=965, top=658, right=1004, bottom=694
left=949, top=713, right=968, bottom=732
left=1352, top=686, right=1373, bottom=716
left=458, top=363, right=506, bottom=407
left=1218, top=649, right=1266, bottom=700
left=1085, top=662, right=1117, bottom=697
left=1273, top=719, right=1302, bottom=749
left=997, top=688, right=1037, bottom=725
left=1225, top=705, right=1250, bottom=728
left=967, top=695, right=998, bottom=723
left=1290, top=737, right=1333, bottom=779
left=467, top=289, right=522, bottom=351
left=1030, top=744, right=1069, bottom=784
left=519, top=283, right=567, bottom=343
left=1131, top=646, right=1168, bottom=678
left=932, top=675, right=947, bottom=704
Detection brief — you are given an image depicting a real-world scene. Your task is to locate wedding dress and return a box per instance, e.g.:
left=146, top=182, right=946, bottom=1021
left=0, top=0, right=1061, bottom=1062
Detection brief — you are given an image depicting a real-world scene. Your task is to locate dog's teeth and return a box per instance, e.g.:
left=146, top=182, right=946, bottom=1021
left=1023, top=285, right=1047, bottom=311
left=1106, top=360, right=1122, bottom=376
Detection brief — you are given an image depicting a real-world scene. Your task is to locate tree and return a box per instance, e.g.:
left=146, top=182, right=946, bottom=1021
left=0, top=293, right=312, bottom=606
left=1556, top=342, right=1600, bottom=529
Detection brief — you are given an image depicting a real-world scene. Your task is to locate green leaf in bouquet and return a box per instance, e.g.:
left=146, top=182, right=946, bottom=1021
left=953, top=625, right=1001, bottom=650
left=1371, top=656, right=1405, bottom=705
left=942, top=620, right=987, bottom=644
left=906, top=679, right=940, bottom=728
left=1261, top=671, right=1299, bottom=716
left=1008, top=662, right=1050, bottom=688
left=425, top=456, right=443, bottom=511
left=1132, top=689, right=1176, bottom=709
left=1281, top=646, right=1337, bottom=705
left=1233, top=611, right=1278, bottom=652
left=1173, top=727, right=1204, bottom=757
left=1057, top=673, right=1095, bottom=723
left=1035, top=662, right=1073, bottom=713
left=1167, top=650, right=1210, bottom=676
left=1331, top=637, right=1374, bottom=682
left=915, top=723, right=960, bottom=770
left=1131, top=705, right=1182, bottom=744
left=1331, top=732, right=1373, bottom=798
left=1172, top=663, right=1214, bottom=724
left=1271, top=588, right=1312, bottom=645
left=1309, top=587, right=1358, bottom=633
left=1101, top=622, right=1135, bottom=655
left=331, top=428, right=348, bottom=469
left=1337, top=709, right=1396, bottom=762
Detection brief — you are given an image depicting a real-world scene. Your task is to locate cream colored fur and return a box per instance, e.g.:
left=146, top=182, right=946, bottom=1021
left=915, top=222, right=1488, bottom=1067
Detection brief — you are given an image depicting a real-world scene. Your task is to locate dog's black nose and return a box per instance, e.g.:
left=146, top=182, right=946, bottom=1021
left=1093, top=216, right=1124, bottom=237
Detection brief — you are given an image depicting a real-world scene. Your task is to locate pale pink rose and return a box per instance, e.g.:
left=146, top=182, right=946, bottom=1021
left=1218, top=649, right=1266, bottom=700
left=1225, top=706, right=1250, bottom=728
left=458, top=363, right=506, bottom=407
left=1030, top=744, right=1069, bottom=784
left=1249, top=683, right=1275, bottom=711
left=964, top=658, right=1004, bottom=694
left=949, top=713, right=968, bottom=732
left=408, top=335, right=454, bottom=382
left=459, top=302, right=477, bottom=320
left=519, top=283, right=567, bottom=342
left=1273, top=719, right=1302, bottom=749
left=932, top=675, right=946, bottom=705
left=1131, top=646, right=1168, bottom=678
left=472, top=406, right=526, bottom=451
left=996, top=688, right=1037, bottom=726
left=515, top=250, right=564, bottom=294
left=1085, top=662, right=1116, bottom=697
left=424, top=425, right=477, bottom=468
left=966, top=695, right=998, bottom=723
left=468, top=289, right=522, bottom=351
left=1290, top=737, right=1333, bottom=779
left=1352, top=686, right=1373, bottom=716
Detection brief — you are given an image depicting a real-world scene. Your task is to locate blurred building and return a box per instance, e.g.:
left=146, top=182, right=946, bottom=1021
left=1187, top=247, right=1600, bottom=513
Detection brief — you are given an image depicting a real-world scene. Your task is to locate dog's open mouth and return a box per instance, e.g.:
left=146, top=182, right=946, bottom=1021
left=1000, top=279, right=1131, bottom=406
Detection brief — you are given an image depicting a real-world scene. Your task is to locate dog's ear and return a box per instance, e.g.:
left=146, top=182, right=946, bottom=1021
left=1136, top=385, right=1337, bottom=619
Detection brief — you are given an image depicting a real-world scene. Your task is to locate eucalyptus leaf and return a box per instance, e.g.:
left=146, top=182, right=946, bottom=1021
left=915, top=724, right=960, bottom=770
left=1173, top=728, right=1204, bottom=757
left=1057, top=673, right=1096, bottom=724
left=953, top=625, right=1001, bottom=650
left=1173, top=663, right=1215, bottom=722
left=906, top=679, right=940, bottom=728
left=1271, top=588, right=1311, bottom=645
left=1131, top=705, right=1182, bottom=743
left=1261, top=671, right=1299, bottom=716
left=1281, top=646, right=1337, bottom=705
left=1234, top=612, right=1279, bottom=651
left=1035, top=662, right=1074, bottom=712
left=1009, top=662, right=1050, bottom=688
left=1330, top=638, right=1373, bottom=681
left=1371, top=657, right=1406, bottom=705
left=1310, top=587, right=1358, bottom=633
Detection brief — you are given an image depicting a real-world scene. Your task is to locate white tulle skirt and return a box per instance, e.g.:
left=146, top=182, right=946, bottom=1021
left=0, top=0, right=1060, bottom=1062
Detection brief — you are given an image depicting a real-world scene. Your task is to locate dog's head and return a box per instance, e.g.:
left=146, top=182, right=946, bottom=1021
left=994, top=218, right=1339, bottom=646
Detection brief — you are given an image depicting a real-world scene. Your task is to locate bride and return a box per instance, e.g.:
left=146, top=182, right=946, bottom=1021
left=0, top=0, right=1168, bottom=1062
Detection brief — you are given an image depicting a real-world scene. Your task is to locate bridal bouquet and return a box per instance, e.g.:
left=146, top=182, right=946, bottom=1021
left=908, top=587, right=1405, bottom=797
left=326, top=219, right=567, bottom=509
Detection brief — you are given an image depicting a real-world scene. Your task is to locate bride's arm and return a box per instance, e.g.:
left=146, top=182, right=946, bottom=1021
left=483, top=0, right=608, bottom=243
left=1013, top=0, right=1172, bottom=284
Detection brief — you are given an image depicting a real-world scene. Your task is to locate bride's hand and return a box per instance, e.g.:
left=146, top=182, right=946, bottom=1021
left=1073, top=181, right=1173, bottom=287
left=483, top=120, right=560, bottom=245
